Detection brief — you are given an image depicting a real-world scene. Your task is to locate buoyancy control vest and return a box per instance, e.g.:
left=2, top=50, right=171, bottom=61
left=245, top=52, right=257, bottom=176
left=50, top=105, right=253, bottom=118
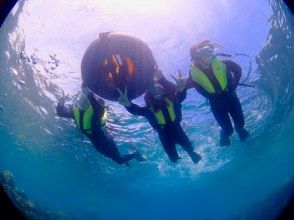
left=149, top=98, right=176, bottom=125
left=73, top=106, right=107, bottom=135
left=190, top=58, right=228, bottom=93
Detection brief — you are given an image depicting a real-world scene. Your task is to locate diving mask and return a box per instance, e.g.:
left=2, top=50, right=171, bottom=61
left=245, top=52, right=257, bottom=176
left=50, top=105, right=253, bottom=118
left=190, top=43, right=215, bottom=61
left=148, top=83, right=165, bottom=100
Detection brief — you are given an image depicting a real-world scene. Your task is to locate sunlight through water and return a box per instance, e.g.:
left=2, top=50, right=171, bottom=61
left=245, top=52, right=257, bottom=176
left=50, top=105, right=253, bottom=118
left=0, top=0, right=293, bottom=219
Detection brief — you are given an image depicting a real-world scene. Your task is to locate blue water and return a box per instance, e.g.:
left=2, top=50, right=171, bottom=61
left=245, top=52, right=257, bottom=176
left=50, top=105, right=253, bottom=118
left=0, top=0, right=293, bottom=219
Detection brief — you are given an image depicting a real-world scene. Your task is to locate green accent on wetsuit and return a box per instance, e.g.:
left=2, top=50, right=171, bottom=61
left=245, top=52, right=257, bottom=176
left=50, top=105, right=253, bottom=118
left=150, top=98, right=176, bottom=125
left=73, top=106, right=107, bottom=135
left=190, top=58, right=228, bottom=93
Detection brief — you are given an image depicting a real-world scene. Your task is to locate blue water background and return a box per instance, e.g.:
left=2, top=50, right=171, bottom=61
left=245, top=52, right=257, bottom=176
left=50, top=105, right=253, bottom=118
left=0, top=0, right=293, bottom=219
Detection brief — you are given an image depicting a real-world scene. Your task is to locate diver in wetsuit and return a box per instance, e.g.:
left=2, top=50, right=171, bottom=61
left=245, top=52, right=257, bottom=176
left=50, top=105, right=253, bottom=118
left=187, top=40, right=250, bottom=146
left=56, top=83, right=146, bottom=166
left=117, top=71, right=202, bottom=164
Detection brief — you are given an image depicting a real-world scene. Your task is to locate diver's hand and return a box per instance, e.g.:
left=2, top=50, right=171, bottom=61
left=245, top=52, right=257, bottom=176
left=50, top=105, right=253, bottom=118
left=171, top=70, right=186, bottom=92
left=117, top=87, right=131, bottom=107
left=154, top=69, right=164, bottom=80
left=58, top=94, right=69, bottom=106
left=81, top=84, right=91, bottom=96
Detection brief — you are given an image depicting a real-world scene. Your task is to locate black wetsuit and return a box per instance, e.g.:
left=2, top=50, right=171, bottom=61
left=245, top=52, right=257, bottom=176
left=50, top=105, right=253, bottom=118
left=125, top=77, right=194, bottom=162
left=188, top=60, right=245, bottom=136
left=56, top=93, right=136, bottom=165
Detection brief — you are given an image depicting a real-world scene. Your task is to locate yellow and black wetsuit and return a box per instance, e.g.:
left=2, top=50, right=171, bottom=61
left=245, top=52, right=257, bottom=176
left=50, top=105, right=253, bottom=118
left=188, top=58, right=246, bottom=137
left=56, top=93, right=137, bottom=165
left=125, top=77, right=195, bottom=163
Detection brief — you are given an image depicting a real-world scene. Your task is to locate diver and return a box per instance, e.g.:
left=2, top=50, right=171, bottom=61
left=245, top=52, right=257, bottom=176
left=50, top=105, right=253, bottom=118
left=117, top=70, right=202, bottom=164
left=56, top=83, right=146, bottom=166
left=186, top=40, right=250, bottom=146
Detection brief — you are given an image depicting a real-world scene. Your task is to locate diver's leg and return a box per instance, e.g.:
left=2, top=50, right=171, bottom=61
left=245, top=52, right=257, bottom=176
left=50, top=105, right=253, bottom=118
left=227, top=92, right=249, bottom=141
left=90, top=130, right=136, bottom=165
left=174, top=124, right=201, bottom=164
left=159, top=132, right=180, bottom=163
left=209, top=99, right=233, bottom=146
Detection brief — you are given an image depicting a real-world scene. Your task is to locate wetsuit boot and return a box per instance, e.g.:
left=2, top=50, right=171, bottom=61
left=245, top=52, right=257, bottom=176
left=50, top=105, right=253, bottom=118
left=130, top=146, right=147, bottom=162
left=188, top=151, right=202, bottom=164
left=135, top=152, right=147, bottom=162
left=220, top=131, right=231, bottom=147
left=235, top=127, right=250, bottom=142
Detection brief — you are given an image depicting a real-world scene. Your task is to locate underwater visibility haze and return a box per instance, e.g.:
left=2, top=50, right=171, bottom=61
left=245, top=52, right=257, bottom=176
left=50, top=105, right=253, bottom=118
left=0, top=0, right=293, bottom=219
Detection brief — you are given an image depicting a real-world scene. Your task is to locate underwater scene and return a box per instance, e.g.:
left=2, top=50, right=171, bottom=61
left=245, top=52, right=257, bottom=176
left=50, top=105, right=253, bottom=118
left=0, top=0, right=293, bottom=219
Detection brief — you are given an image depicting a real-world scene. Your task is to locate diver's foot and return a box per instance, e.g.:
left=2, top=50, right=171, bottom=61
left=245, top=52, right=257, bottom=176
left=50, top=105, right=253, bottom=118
left=170, top=156, right=182, bottom=163
left=135, top=152, right=147, bottom=162
left=125, top=162, right=132, bottom=168
left=189, top=151, right=202, bottom=164
left=220, top=133, right=231, bottom=147
left=130, top=146, right=147, bottom=162
left=236, top=127, right=250, bottom=142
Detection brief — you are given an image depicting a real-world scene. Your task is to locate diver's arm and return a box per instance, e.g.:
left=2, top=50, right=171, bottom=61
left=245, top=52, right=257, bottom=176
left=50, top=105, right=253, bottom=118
left=87, top=93, right=104, bottom=118
left=126, top=103, right=162, bottom=131
left=125, top=103, right=149, bottom=117
left=158, top=75, right=181, bottom=103
left=158, top=75, right=177, bottom=94
left=81, top=84, right=104, bottom=117
left=224, top=60, right=242, bottom=90
left=185, top=76, right=196, bottom=90
left=155, top=69, right=176, bottom=91
left=87, top=93, right=105, bottom=134
left=117, top=87, right=149, bottom=116
left=176, top=89, right=187, bottom=103
left=56, top=101, right=74, bottom=118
